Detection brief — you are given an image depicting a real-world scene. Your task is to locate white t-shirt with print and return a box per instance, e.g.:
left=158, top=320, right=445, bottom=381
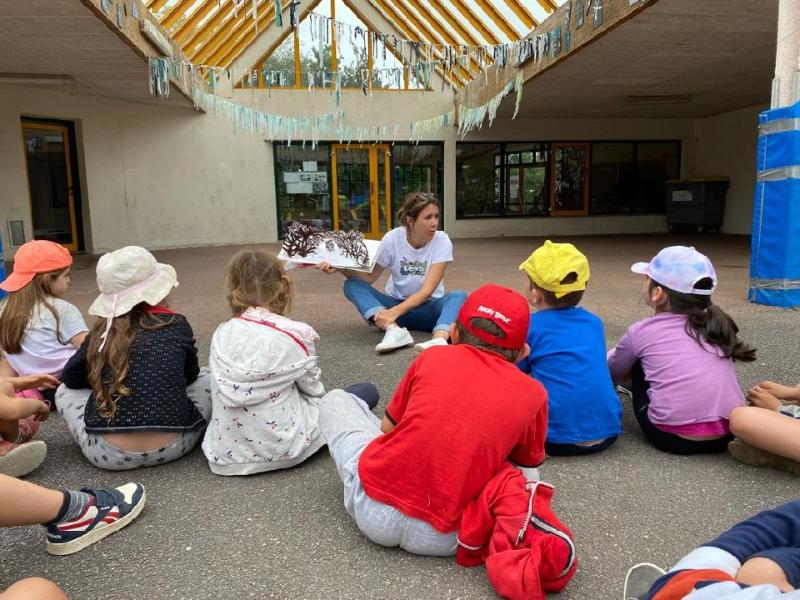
left=376, top=227, right=453, bottom=300
left=3, top=298, right=88, bottom=377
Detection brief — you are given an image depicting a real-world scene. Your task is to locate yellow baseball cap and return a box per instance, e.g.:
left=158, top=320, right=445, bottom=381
left=519, top=240, right=590, bottom=298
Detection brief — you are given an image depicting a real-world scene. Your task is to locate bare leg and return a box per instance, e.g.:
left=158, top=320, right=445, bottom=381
left=0, top=474, right=62, bottom=527
left=729, top=406, right=800, bottom=461
left=736, top=557, right=794, bottom=592
left=0, top=578, right=67, bottom=600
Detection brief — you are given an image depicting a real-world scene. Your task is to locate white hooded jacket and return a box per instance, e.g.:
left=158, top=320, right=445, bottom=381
left=202, top=307, right=325, bottom=475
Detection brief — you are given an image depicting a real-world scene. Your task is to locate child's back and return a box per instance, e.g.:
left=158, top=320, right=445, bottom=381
left=518, top=240, right=621, bottom=454
left=202, top=249, right=325, bottom=476
left=520, top=307, right=621, bottom=446
left=608, top=312, right=744, bottom=426
left=359, top=342, right=547, bottom=531
left=203, top=307, right=325, bottom=475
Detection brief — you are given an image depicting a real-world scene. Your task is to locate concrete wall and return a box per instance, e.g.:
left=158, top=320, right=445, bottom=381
left=691, top=104, right=764, bottom=235
left=0, top=81, right=763, bottom=259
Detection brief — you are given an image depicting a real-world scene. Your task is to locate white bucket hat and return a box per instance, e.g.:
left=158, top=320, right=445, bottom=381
left=89, top=246, right=178, bottom=350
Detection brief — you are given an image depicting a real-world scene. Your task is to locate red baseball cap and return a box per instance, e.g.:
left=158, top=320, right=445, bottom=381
left=0, top=240, right=72, bottom=292
left=456, top=284, right=530, bottom=350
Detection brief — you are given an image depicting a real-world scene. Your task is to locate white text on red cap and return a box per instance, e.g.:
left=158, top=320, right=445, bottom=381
left=477, top=305, right=511, bottom=323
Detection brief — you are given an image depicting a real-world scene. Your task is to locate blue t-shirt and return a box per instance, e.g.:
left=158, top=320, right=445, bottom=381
left=517, top=307, right=622, bottom=444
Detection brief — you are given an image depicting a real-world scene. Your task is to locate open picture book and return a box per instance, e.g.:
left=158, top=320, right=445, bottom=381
left=278, top=222, right=382, bottom=273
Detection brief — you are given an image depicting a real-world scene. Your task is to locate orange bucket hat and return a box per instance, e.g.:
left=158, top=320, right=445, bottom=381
left=0, top=240, right=72, bottom=293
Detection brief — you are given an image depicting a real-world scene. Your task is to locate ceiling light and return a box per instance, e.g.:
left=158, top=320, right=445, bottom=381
left=0, top=73, right=76, bottom=85
left=624, top=94, right=692, bottom=105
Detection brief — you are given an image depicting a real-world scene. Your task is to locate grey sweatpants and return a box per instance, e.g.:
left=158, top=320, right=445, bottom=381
left=56, top=370, right=212, bottom=471
left=318, top=389, right=457, bottom=556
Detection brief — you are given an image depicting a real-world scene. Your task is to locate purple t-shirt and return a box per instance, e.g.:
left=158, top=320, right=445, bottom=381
left=607, top=312, right=745, bottom=426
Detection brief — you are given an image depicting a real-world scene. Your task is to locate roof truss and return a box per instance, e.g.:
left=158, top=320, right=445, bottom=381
left=146, top=0, right=561, bottom=82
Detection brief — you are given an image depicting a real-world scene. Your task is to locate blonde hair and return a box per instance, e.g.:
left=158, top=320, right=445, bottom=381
left=225, top=249, right=292, bottom=316
left=0, top=269, right=69, bottom=354
left=87, top=303, right=173, bottom=421
left=395, top=192, right=440, bottom=228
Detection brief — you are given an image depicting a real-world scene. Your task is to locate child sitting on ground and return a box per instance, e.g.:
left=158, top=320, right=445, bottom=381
left=58, top=246, right=210, bottom=470
left=636, top=498, right=800, bottom=599
left=318, top=284, right=548, bottom=556
left=518, top=240, right=622, bottom=456
left=608, top=246, right=756, bottom=455
left=727, top=379, right=800, bottom=476
left=202, top=249, right=326, bottom=475
left=0, top=240, right=88, bottom=456
left=0, top=374, right=58, bottom=477
left=0, top=240, right=88, bottom=385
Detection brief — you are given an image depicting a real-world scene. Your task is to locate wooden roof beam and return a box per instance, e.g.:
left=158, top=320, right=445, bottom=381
left=343, top=0, right=462, bottom=89
left=172, top=0, right=221, bottom=44
left=372, top=0, right=471, bottom=84
left=160, top=0, right=198, bottom=30
left=192, top=1, right=260, bottom=63
left=472, top=0, right=521, bottom=40
left=502, top=0, right=537, bottom=31
left=148, top=0, right=171, bottom=12
left=448, top=0, right=500, bottom=45
left=184, top=0, right=239, bottom=56
left=537, top=0, right=559, bottom=12
left=405, top=0, right=486, bottom=76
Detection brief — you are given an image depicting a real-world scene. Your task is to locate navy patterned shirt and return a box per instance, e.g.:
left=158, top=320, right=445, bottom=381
left=62, top=313, right=206, bottom=433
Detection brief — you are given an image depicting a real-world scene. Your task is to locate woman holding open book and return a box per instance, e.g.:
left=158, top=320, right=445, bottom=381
left=317, top=192, right=466, bottom=354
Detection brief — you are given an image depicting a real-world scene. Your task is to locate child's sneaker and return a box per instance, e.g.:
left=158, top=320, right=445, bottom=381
left=375, top=325, right=414, bottom=353
left=623, top=563, right=666, bottom=600
left=46, top=483, right=146, bottom=555
left=0, top=440, right=47, bottom=477
left=413, top=337, right=448, bottom=353
left=728, top=439, right=800, bottom=476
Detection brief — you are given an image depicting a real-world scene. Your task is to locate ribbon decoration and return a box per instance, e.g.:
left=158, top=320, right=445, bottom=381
left=274, top=0, right=283, bottom=27
left=148, top=59, right=525, bottom=145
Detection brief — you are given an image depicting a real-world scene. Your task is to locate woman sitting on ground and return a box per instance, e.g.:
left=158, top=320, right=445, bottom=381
left=318, top=192, right=466, bottom=354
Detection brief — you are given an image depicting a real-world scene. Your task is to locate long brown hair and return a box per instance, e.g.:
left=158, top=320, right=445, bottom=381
left=87, top=303, right=173, bottom=421
left=650, top=278, right=756, bottom=362
left=0, top=269, right=68, bottom=353
left=395, top=192, right=440, bottom=228
left=225, top=249, right=292, bottom=316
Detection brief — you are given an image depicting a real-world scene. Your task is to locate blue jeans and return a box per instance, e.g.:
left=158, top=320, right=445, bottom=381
left=343, top=278, right=466, bottom=334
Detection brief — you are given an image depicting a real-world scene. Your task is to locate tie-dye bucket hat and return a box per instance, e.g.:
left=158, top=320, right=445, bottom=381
left=631, top=246, right=717, bottom=296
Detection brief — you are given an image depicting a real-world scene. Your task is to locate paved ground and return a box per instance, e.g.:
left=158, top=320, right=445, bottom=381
left=1, top=234, right=798, bottom=599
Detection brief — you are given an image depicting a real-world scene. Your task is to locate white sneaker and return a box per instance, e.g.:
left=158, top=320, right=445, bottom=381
left=0, top=440, right=47, bottom=477
left=414, top=337, right=448, bottom=353
left=375, top=325, right=414, bottom=353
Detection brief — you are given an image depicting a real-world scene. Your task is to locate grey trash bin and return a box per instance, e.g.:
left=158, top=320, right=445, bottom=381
left=664, top=179, right=729, bottom=233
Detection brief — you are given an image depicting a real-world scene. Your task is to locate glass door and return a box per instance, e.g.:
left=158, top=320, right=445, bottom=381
left=331, top=144, right=391, bottom=239
left=550, top=142, right=590, bottom=216
left=21, top=121, right=79, bottom=250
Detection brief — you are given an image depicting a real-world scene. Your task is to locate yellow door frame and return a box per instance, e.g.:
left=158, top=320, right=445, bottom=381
left=331, top=144, right=391, bottom=239
left=20, top=121, right=79, bottom=251
left=550, top=142, right=590, bottom=217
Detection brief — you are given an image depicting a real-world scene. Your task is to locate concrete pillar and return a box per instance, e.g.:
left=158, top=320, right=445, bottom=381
left=773, top=0, right=800, bottom=107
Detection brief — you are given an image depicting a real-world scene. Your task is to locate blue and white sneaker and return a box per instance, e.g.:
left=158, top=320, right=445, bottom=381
left=46, top=483, right=146, bottom=556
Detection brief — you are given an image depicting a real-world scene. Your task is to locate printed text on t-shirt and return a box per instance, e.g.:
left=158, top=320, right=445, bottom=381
left=400, top=258, right=427, bottom=277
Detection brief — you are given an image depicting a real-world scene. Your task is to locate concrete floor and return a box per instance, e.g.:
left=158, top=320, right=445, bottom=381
left=1, top=234, right=798, bottom=599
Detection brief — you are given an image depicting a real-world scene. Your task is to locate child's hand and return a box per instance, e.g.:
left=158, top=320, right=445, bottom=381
left=753, top=380, right=800, bottom=401
left=32, top=399, right=50, bottom=422
left=316, top=261, right=339, bottom=274
left=10, top=373, right=60, bottom=392
left=746, top=385, right=782, bottom=411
